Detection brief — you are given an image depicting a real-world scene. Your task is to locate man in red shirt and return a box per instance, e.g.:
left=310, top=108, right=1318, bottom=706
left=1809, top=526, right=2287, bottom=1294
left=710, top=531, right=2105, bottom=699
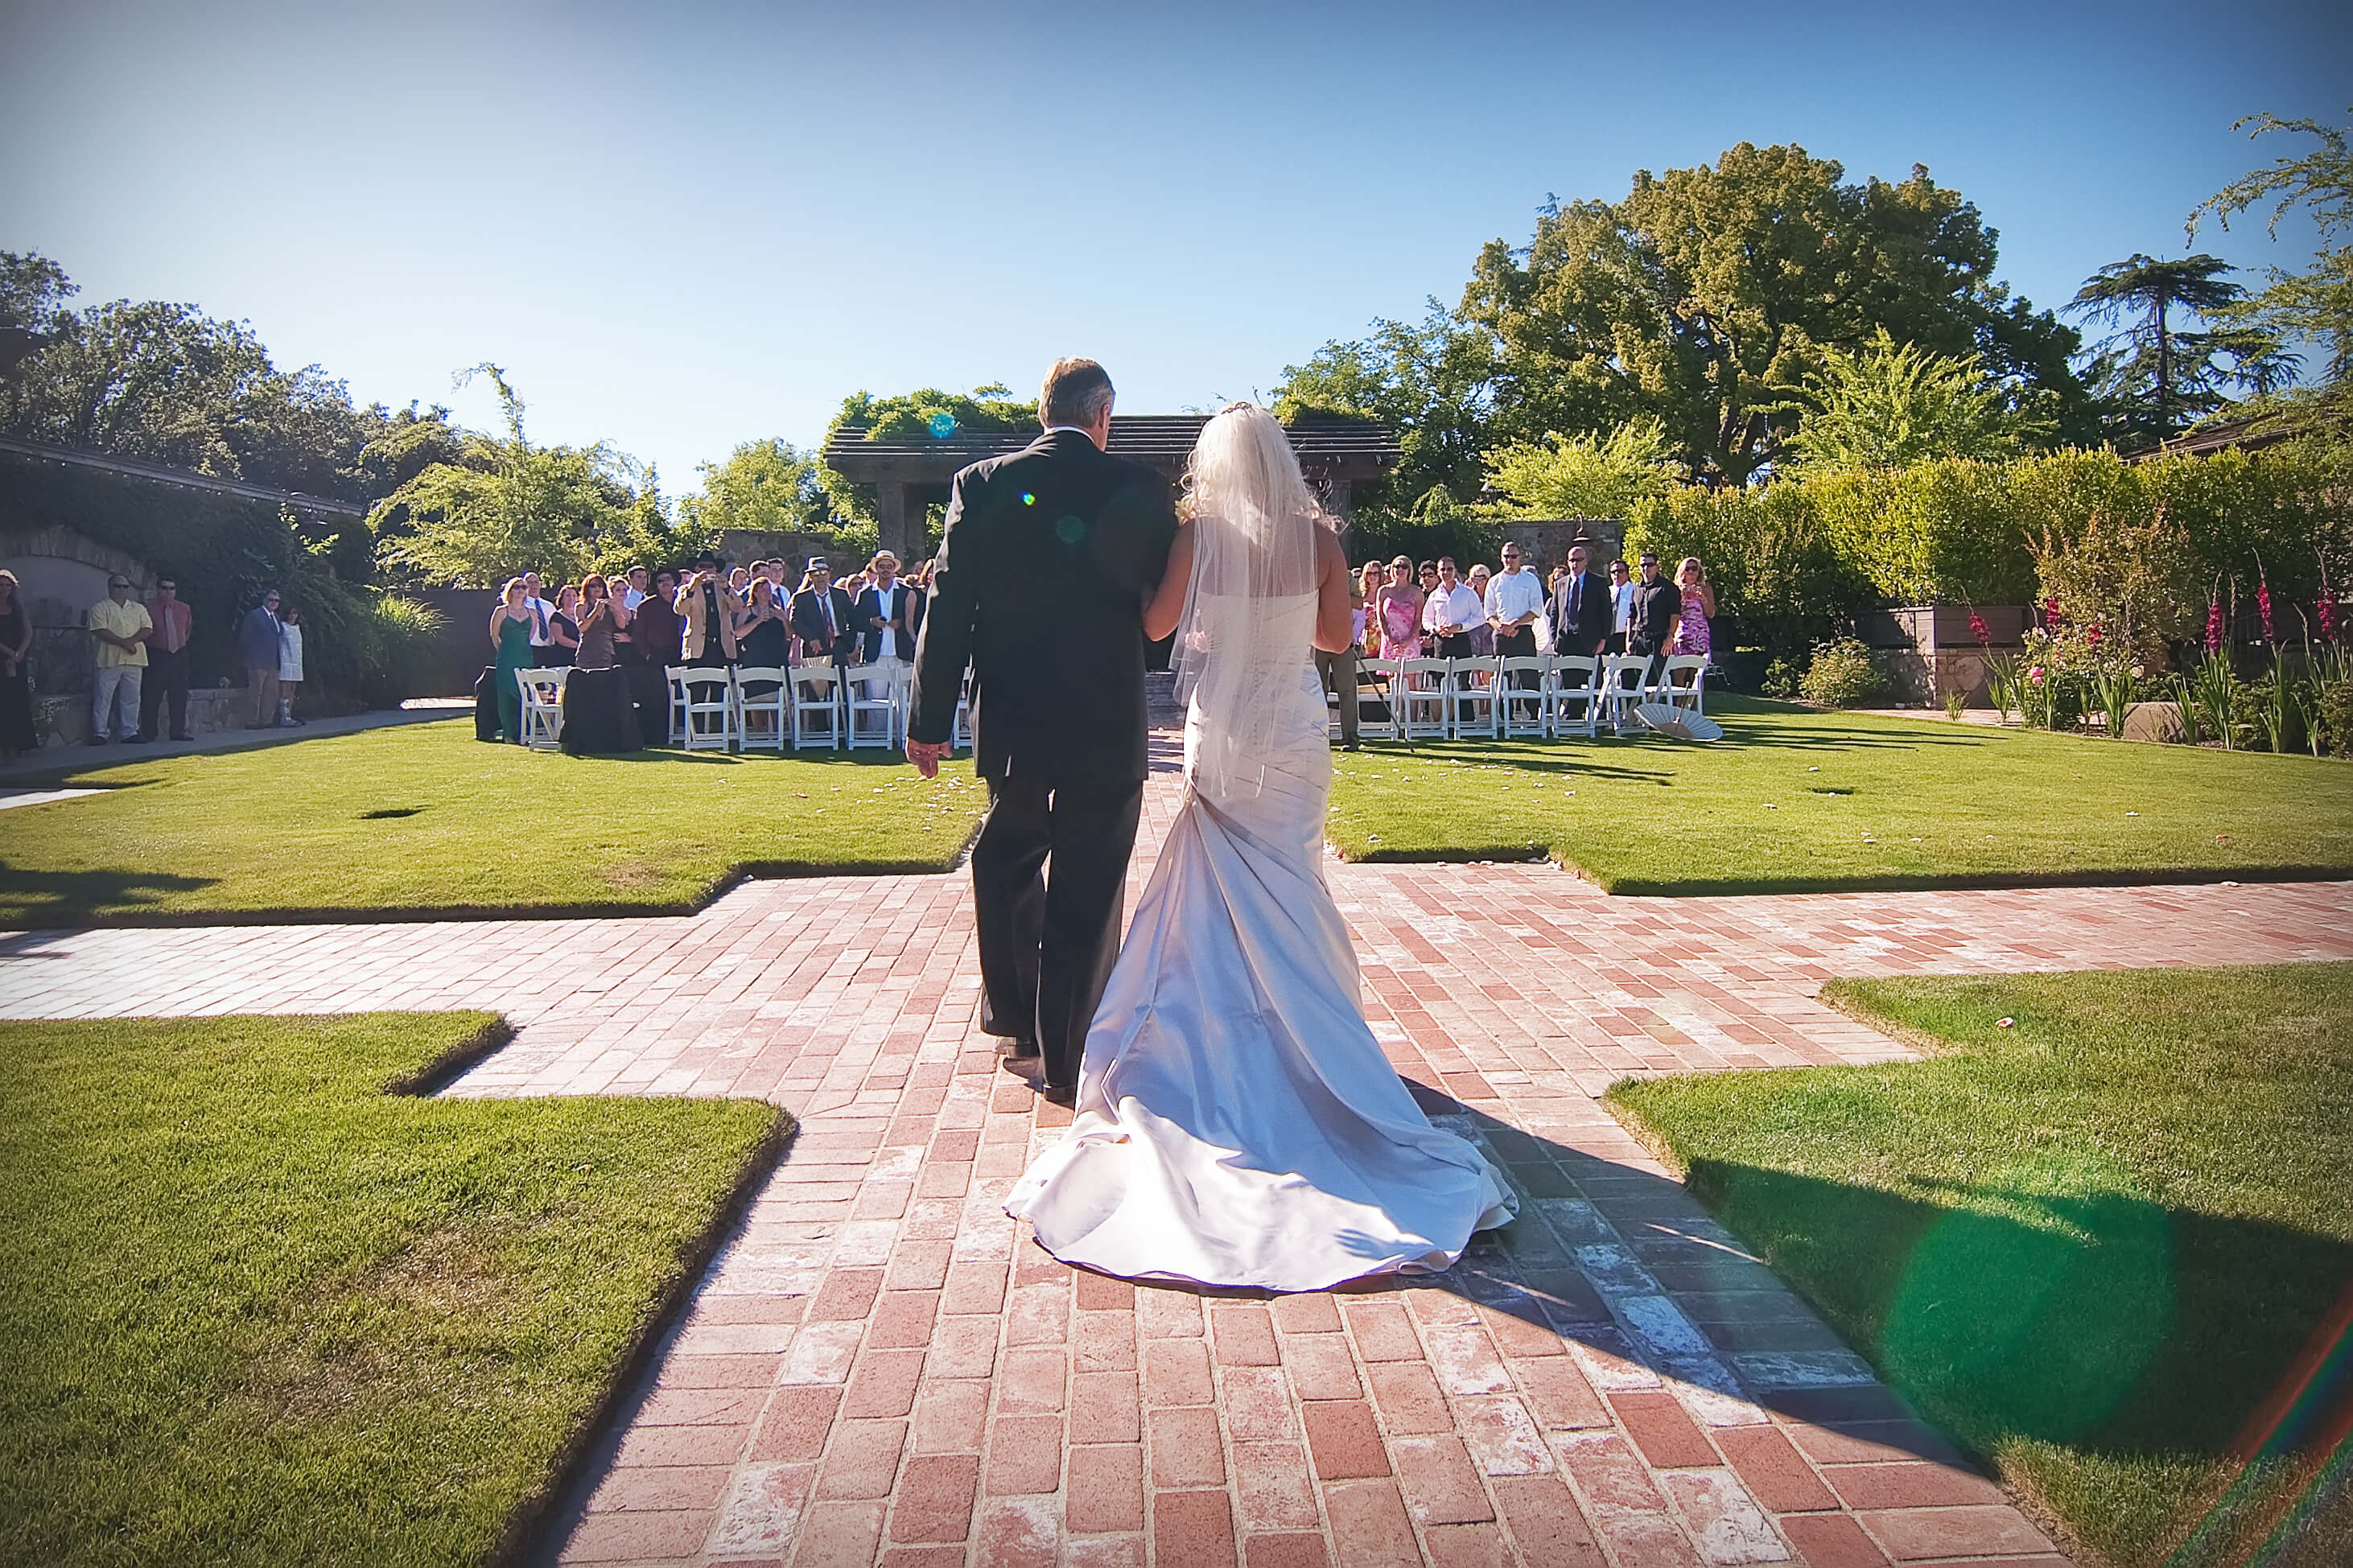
left=137, top=576, right=196, bottom=743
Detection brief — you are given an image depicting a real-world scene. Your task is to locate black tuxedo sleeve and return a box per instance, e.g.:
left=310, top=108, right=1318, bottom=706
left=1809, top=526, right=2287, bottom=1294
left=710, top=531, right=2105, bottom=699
left=910, top=467, right=983, bottom=744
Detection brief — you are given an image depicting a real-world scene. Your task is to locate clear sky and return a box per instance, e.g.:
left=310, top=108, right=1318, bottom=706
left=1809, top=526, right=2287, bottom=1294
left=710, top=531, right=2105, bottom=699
left=3, top=0, right=2347, bottom=490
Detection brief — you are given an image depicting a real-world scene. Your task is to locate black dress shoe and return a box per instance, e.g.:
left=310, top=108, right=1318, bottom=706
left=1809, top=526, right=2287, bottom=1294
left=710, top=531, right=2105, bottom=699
left=1040, top=1082, right=1077, bottom=1106
left=997, top=1036, right=1040, bottom=1058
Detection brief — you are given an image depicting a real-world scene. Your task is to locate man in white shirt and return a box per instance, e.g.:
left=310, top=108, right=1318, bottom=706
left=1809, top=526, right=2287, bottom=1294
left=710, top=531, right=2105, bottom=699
left=1421, top=557, right=1483, bottom=659
left=621, top=565, right=650, bottom=611
left=1607, top=559, right=1635, bottom=655
left=855, top=552, right=913, bottom=733
left=521, top=570, right=556, bottom=656
left=1483, top=541, right=1547, bottom=720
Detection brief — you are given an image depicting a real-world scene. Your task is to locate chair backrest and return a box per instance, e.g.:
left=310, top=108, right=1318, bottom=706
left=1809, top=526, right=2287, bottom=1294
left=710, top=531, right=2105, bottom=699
left=734, top=665, right=789, bottom=695
left=1498, top=656, right=1547, bottom=681
left=1399, top=657, right=1451, bottom=684
left=1602, top=655, right=1650, bottom=693
left=517, top=668, right=568, bottom=703
left=1553, top=655, right=1599, bottom=689
left=675, top=665, right=731, bottom=692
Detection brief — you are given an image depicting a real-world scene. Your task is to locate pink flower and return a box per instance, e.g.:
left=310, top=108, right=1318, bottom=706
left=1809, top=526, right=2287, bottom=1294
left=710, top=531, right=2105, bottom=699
left=2257, top=578, right=2276, bottom=644
left=2043, top=596, right=2062, bottom=626
left=1968, top=608, right=1991, bottom=648
left=2086, top=622, right=2103, bottom=650
left=2028, top=665, right=2045, bottom=683
left=2322, top=594, right=2339, bottom=644
left=2205, top=597, right=2224, bottom=655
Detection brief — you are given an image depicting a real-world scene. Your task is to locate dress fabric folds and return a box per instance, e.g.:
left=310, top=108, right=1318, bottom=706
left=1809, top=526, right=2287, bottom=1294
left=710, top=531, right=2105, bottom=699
left=1005, top=656, right=1516, bottom=1292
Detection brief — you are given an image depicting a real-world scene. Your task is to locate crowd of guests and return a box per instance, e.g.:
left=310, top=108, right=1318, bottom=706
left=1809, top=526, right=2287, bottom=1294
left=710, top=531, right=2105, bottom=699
left=484, top=549, right=929, bottom=747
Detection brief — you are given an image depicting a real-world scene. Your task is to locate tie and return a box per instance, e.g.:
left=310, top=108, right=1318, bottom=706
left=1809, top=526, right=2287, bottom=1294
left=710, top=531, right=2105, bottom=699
left=822, top=594, right=835, bottom=638
left=1568, top=580, right=1581, bottom=622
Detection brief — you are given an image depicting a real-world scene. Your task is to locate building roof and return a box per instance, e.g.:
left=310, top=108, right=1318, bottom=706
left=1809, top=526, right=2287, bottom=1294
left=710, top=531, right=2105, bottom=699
left=821, top=413, right=1402, bottom=486
left=0, top=434, right=367, bottom=518
left=2134, top=412, right=2298, bottom=461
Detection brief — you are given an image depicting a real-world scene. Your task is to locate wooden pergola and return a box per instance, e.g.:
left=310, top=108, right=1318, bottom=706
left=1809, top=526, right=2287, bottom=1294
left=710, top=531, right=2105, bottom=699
left=820, top=413, right=1402, bottom=561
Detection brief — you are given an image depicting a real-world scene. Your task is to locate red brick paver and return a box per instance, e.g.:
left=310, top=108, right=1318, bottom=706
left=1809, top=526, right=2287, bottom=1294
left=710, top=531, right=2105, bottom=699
left=10, top=733, right=2347, bottom=1565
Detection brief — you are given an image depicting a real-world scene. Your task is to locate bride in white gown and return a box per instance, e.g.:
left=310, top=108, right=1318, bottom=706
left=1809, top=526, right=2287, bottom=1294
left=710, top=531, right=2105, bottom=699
left=1003, top=403, right=1517, bottom=1292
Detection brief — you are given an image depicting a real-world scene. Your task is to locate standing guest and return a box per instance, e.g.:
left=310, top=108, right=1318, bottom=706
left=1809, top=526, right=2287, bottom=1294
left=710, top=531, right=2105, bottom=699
left=275, top=603, right=306, bottom=726
left=1484, top=541, right=1545, bottom=659
left=727, top=565, right=752, bottom=603
left=1422, top=558, right=1481, bottom=658
left=520, top=570, right=556, bottom=661
left=236, top=586, right=283, bottom=730
left=546, top=585, right=581, bottom=667
left=736, top=578, right=791, bottom=666
left=1626, top=550, right=1683, bottom=668
left=678, top=557, right=740, bottom=665
left=1374, top=556, right=1423, bottom=659
left=1551, top=543, right=1613, bottom=659
left=1671, top=556, right=1715, bottom=658
left=633, top=570, right=682, bottom=661
left=1318, top=564, right=1363, bottom=751
left=575, top=573, right=628, bottom=669
left=88, top=574, right=153, bottom=744
left=1465, top=565, right=1496, bottom=655
left=789, top=558, right=857, bottom=667
left=621, top=565, right=651, bottom=611
left=0, top=570, right=34, bottom=760
left=1355, top=562, right=1383, bottom=650
left=904, top=559, right=933, bottom=643
left=855, top=551, right=915, bottom=669
left=562, top=572, right=641, bottom=754
left=1606, top=559, right=1635, bottom=654
left=488, top=578, right=535, bottom=742
left=137, top=575, right=196, bottom=743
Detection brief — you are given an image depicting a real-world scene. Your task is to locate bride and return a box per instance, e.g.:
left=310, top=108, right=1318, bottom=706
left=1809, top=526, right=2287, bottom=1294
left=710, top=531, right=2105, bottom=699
left=1003, top=403, right=1517, bottom=1292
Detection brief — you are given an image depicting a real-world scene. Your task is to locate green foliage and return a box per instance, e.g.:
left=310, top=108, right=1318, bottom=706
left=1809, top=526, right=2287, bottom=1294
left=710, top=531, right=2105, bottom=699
left=1625, top=481, right=1869, bottom=661
left=2027, top=497, right=2198, bottom=673
left=679, top=438, right=835, bottom=539
left=1797, top=636, right=1886, bottom=706
left=2194, top=108, right=2353, bottom=389
left=1461, top=143, right=2092, bottom=484
left=1808, top=459, right=2033, bottom=605
left=839, top=385, right=1036, bottom=442
left=1782, top=329, right=2055, bottom=468
left=0, top=1011, right=781, bottom=1567
left=2067, top=253, right=2293, bottom=442
left=1481, top=416, right=1675, bottom=521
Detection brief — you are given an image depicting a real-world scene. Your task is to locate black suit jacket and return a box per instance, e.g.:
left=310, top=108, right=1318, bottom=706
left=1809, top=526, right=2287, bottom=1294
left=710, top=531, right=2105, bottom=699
left=911, top=430, right=1177, bottom=780
left=853, top=582, right=917, bottom=663
left=1551, top=570, right=1613, bottom=655
left=789, top=586, right=859, bottom=662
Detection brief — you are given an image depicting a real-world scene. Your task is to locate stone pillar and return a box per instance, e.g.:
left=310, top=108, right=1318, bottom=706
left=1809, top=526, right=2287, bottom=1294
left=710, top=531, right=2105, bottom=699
left=874, top=483, right=909, bottom=563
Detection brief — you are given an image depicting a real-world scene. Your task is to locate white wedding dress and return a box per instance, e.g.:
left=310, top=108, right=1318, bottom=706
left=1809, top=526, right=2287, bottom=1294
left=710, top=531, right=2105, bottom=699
left=1003, top=593, right=1517, bottom=1291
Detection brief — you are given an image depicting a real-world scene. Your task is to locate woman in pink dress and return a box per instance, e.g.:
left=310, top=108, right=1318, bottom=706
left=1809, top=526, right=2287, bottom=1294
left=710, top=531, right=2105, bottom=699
left=1374, top=556, right=1424, bottom=659
left=1671, top=556, right=1716, bottom=658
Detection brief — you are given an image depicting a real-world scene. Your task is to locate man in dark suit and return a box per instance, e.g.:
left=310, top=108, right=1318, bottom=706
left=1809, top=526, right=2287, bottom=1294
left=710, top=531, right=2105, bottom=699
left=789, top=558, right=859, bottom=666
left=1550, top=541, right=1613, bottom=658
left=905, top=358, right=1178, bottom=1102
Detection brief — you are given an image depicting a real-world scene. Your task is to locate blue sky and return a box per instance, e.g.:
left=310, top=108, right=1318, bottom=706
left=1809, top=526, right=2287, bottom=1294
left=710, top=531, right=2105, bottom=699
left=3, top=0, right=2346, bottom=490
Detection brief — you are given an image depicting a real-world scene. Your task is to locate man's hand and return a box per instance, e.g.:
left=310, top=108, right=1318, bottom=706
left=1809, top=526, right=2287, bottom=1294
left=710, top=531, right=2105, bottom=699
left=905, top=738, right=948, bottom=780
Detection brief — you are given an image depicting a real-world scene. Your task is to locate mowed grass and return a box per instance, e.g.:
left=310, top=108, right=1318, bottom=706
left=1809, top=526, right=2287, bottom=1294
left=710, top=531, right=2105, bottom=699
left=0, top=1012, right=785, bottom=1568
left=1608, top=965, right=2353, bottom=1568
left=0, top=718, right=986, bottom=925
left=1327, top=696, right=2353, bottom=894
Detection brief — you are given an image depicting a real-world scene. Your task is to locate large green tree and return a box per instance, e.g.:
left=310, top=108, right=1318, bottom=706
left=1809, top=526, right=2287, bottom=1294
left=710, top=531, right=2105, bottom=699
left=679, top=438, right=836, bottom=538
left=1782, top=329, right=2056, bottom=468
left=2067, top=253, right=2295, bottom=442
left=1459, top=144, right=2091, bottom=484
left=1271, top=305, right=1494, bottom=532
left=2193, top=108, right=2353, bottom=405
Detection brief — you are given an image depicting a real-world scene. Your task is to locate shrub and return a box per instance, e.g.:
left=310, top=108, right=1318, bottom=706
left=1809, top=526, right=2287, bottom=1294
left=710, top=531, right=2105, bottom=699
left=1810, top=458, right=2034, bottom=604
left=2318, top=676, right=2353, bottom=759
left=1626, top=484, right=1869, bottom=661
left=1798, top=637, right=1886, bottom=706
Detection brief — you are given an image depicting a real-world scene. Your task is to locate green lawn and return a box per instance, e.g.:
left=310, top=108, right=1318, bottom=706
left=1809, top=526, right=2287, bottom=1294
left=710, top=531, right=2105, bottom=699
left=0, top=1012, right=785, bottom=1568
left=0, top=718, right=986, bottom=925
left=1608, top=965, right=2353, bottom=1568
left=1328, top=696, right=2353, bottom=894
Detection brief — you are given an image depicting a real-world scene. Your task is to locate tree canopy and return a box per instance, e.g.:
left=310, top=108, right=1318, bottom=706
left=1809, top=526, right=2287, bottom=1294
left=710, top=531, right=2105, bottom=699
left=2067, top=253, right=2294, bottom=442
left=1782, top=329, right=2056, bottom=469
left=2194, top=107, right=2353, bottom=407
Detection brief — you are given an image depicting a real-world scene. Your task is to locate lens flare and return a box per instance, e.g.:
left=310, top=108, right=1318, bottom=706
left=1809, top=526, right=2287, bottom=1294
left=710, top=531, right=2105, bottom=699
left=1055, top=515, right=1086, bottom=544
left=928, top=411, right=957, bottom=439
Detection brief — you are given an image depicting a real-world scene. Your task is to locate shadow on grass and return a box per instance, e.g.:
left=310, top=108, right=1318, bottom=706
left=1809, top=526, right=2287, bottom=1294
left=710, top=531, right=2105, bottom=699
left=0, top=859, right=220, bottom=928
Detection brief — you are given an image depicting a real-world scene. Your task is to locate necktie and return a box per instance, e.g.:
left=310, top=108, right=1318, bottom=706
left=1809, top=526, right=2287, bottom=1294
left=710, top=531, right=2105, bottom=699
left=1568, top=580, right=1581, bottom=622
left=822, top=594, right=835, bottom=638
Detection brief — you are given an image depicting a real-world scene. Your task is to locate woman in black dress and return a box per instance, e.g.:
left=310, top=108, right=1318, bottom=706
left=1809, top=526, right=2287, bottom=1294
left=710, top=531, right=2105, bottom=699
left=736, top=578, right=791, bottom=668
left=546, top=584, right=581, bottom=667
left=559, top=573, right=641, bottom=754
left=0, top=570, right=36, bottom=760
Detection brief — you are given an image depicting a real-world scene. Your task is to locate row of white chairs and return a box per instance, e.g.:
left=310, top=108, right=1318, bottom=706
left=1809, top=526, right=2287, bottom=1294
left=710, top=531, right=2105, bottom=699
left=1333, top=653, right=1707, bottom=742
left=662, top=664, right=971, bottom=754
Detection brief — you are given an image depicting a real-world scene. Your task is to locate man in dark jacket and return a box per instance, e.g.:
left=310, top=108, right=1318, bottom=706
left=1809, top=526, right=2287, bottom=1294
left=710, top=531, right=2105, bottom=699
left=236, top=587, right=283, bottom=729
left=789, top=559, right=859, bottom=666
left=904, top=359, right=1177, bottom=1101
left=1549, top=542, right=1613, bottom=659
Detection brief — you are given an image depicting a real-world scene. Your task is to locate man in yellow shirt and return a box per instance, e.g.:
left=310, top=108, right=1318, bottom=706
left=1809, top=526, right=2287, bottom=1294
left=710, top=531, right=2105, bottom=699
left=88, top=574, right=151, bottom=745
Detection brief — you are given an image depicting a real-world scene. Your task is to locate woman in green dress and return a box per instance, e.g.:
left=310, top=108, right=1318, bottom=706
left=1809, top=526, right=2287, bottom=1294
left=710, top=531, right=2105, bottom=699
left=489, top=577, right=535, bottom=743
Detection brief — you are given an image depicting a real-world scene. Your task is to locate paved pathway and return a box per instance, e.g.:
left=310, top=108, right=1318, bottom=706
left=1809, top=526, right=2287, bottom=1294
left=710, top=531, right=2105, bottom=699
left=8, top=735, right=2351, bottom=1568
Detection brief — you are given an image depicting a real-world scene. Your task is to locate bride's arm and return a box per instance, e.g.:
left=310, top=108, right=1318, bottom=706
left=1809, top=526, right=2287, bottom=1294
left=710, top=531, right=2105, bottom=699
left=1311, top=531, right=1354, bottom=654
left=1143, top=526, right=1195, bottom=642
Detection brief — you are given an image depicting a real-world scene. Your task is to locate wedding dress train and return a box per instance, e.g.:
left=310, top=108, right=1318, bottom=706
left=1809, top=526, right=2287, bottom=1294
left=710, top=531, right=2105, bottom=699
left=1004, top=605, right=1516, bottom=1291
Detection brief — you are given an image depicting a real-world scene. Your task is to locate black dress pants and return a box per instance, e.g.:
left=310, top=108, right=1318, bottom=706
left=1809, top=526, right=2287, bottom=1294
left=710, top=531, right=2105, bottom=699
left=138, top=647, right=190, bottom=739
left=971, top=772, right=1145, bottom=1089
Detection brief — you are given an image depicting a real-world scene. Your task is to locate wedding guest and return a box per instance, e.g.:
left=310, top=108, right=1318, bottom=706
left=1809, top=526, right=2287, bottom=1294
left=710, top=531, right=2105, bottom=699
left=1423, top=558, right=1481, bottom=658
left=1484, top=541, right=1545, bottom=659
left=905, top=559, right=933, bottom=642
left=1318, top=564, right=1363, bottom=751
left=633, top=570, right=682, bottom=662
left=86, top=574, right=152, bottom=745
left=1551, top=543, right=1612, bottom=659
left=727, top=565, right=752, bottom=603
left=546, top=584, right=581, bottom=668
left=1626, top=550, right=1682, bottom=665
left=736, top=578, right=791, bottom=666
left=275, top=603, right=306, bottom=726
left=575, top=573, right=628, bottom=669
left=488, top=578, right=534, bottom=742
left=1606, top=559, right=1634, bottom=654
left=622, top=564, right=651, bottom=611
left=678, top=558, right=740, bottom=665
left=789, top=558, right=857, bottom=667
left=520, top=570, right=556, bottom=661
left=237, top=586, right=283, bottom=730
left=1465, top=565, right=1496, bottom=655
left=1374, top=557, right=1423, bottom=659
left=562, top=572, right=641, bottom=753
left=138, top=575, right=195, bottom=742
left=855, top=550, right=914, bottom=669
left=1671, top=556, right=1715, bottom=659
left=0, top=570, right=34, bottom=760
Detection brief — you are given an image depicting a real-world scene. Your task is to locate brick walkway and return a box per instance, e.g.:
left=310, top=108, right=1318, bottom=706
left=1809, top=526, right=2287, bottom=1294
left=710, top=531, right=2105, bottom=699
left=7, top=736, right=2351, bottom=1567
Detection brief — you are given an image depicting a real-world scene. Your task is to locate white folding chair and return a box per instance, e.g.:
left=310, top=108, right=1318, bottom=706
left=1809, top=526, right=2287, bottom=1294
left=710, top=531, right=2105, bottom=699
left=951, top=666, right=974, bottom=752
left=1657, top=653, right=1708, bottom=716
left=1600, top=654, right=1655, bottom=732
left=1356, top=656, right=1400, bottom=742
left=792, top=665, right=844, bottom=749
left=1549, top=655, right=1601, bottom=739
left=516, top=668, right=568, bottom=750
left=1449, top=656, right=1500, bottom=739
left=1398, top=657, right=1451, bottom=740
left=888, top=662, right=917, bottom=747
left=674, top=665, right=736, bottom=751
left=843, top=662, right=898, bottom=749
left=734, top=666, right=789, bottom=751
left=663, top=665, right=690, bottom=746
left=1498, top=655, right=1550, bottom=738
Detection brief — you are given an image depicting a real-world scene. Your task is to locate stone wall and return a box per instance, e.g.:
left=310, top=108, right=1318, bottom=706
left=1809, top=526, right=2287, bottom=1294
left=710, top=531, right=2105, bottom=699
left=0, top=525, right=154, bottom=698
left=1860, top=604, right=2028, bottom=705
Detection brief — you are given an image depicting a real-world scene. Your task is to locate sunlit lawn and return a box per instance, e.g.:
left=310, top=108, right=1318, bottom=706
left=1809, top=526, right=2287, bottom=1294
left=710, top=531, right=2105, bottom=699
left=0, top=718, right=985, bottom=925
left=0, top=1012, right=785, bottom=1568
left=1609, top=965, right=2353, bottom=1567
left=1328, top=696, right=2353, bottom=894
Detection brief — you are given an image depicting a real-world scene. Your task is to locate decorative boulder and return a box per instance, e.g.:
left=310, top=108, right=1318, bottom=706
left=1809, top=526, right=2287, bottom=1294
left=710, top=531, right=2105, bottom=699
left=2122, top=700, right=2187, bottom=744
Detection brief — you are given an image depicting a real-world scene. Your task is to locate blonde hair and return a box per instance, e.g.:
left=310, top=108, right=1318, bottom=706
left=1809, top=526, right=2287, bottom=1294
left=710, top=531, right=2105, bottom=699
left=1678, top=556, right=1707, bottom=583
